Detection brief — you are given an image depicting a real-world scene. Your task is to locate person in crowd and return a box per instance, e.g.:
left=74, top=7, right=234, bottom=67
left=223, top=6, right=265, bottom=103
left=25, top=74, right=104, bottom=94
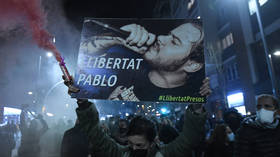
left=0, top=125, right=16, bottom=157
left=40, top=118, right=67, bottom=157
left=223, top=108, right=243, bottom=134
left=112, top=119, right=129, bottom=146
left=61, top=119, right=93, bottom=157
left=234, top=94, right=280, bottom=157
left=18, top=109, right=48, bottom=157
left=64, top=75, right=211, bottom=157
left=158, top=123, right=179, bottom=144
left=205, top=124, right=234, bottom=157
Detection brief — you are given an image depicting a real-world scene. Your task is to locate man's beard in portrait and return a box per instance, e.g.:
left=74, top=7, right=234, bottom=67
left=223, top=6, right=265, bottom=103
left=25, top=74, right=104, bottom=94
left=148, top=57, right=187, bottom=72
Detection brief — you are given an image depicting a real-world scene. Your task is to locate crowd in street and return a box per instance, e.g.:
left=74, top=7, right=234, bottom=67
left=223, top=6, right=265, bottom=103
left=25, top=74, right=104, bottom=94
left=0, top=94, right=279, bottom=157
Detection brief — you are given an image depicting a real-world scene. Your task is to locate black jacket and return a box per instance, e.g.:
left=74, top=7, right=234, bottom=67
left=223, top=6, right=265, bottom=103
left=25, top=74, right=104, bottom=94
left=61, top=125, right=92, bottom=157
left=234, top=116, right=280, bottom=157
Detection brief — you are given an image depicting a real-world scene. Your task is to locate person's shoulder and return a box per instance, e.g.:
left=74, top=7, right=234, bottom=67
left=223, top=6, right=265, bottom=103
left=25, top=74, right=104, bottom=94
left=237, top=116, right=261, bottom=137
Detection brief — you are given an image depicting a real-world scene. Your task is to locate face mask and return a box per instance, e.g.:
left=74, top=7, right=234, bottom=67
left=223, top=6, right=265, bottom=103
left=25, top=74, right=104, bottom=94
left=256, top=108, right=275, bottom=124
left=227, top=133, right=235, bottom=142
left=131, top=149, right=148, bottom=157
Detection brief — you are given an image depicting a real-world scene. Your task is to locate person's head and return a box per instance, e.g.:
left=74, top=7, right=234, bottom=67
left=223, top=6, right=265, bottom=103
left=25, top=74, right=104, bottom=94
left=119, top=119, right=128, bottom=134
left=126, top=116, right=156, bottom=156
left=145, top=22, right=204, bottom=72
left=256, top=94, right=279, bottom=124
left=223, top=108, right=243, bottom=133
left=209, top=124, right=234, bottom=144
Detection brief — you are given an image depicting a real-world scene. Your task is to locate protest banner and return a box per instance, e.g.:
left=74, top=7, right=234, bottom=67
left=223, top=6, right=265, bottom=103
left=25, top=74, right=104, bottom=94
left=73, top=18, right=205, bottom=103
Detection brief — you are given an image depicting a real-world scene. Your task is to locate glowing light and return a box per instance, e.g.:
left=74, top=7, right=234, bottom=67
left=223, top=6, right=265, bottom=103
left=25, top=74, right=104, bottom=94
left=125, top=113, right=129, bottom=116
left=273, top=51, right=280, bottom=56
left=46, top=113, right=54, bottom=117
left=28, top=92, right=33, bottom=95
left=46, top=52, right=53, bottom=57
left=66, top=104, right=69, bottom=108
left=106, top=115, right=113, bottom=118
left=4, top=107, right=21, bottom=115
left=100, top=117, right=106, bottom=121
left=42, top=106, right=46, bottom=113
left=227, top=92, right=244, bottom=108
left=161, top=108, right=167, bottom=114
left=269, top=54, right=272, bottom=58
left=234, top=106, right=247, bottom=115
left=247, top=111, right=251, bottom=115
left=53, top=37, right=56, bottom=43
left=197, top=16, right=201, bottom=19
left=122, top=102, right=125, bottom=105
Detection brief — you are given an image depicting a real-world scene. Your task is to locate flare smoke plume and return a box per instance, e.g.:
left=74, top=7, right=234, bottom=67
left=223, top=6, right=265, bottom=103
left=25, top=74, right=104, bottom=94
left=0, top=0, right=62, bottom=62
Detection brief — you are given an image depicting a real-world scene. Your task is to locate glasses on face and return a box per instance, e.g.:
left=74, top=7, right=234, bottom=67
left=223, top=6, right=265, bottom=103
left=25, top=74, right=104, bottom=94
left=256, top=104, right=275, bottom=111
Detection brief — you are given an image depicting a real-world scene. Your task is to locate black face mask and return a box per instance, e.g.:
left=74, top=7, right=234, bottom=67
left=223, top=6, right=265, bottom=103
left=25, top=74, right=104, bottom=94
left=131, top=149, right=148, bottom=157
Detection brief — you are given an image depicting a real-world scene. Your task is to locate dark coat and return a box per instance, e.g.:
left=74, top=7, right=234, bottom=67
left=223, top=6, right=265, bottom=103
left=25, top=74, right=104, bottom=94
left=234, top=116, right=280, bottom=157
left=61, top=125, right=91, bottom=157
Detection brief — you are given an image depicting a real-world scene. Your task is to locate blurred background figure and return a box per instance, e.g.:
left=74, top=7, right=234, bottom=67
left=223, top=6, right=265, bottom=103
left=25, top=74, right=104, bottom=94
left=18, top=107, right=48, bottom=157
left=205, top=124, right=234, bottom=157
left=61, top=119, right=93, bottom=157
left=223, top=108, right=243, bottom=134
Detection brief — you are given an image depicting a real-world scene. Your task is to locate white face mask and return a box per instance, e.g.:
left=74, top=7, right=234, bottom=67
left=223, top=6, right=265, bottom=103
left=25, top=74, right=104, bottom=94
left=227, top=133, right=235, bottom=142
left=256, top=108, right=275, bottom=124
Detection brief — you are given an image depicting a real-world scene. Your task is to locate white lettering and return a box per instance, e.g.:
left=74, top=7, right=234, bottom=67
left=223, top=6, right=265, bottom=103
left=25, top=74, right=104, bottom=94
left=77, top=74, right=86, bottom=85
left=107, top=75, right=117, bottom=87
left=106, top=58, right=114, bottom=69
left=127, top=59, right=135, bottom=69
left=113, top=58, right=121, bottom=69
left=136, top=58, right=143, bottom=69
left=83, top=75, right=92, bottom=85
left=92, top=75, right=101, bottom=86
left=122, top=58, right=129, bottom=69
left=97, top=58, right=106, bottom=68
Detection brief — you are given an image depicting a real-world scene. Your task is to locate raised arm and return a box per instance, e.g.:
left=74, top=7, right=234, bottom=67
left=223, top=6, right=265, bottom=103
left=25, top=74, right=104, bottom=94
left=75, top=99, right=124, bottom=157
left=160, top=105, right=207, bottom=157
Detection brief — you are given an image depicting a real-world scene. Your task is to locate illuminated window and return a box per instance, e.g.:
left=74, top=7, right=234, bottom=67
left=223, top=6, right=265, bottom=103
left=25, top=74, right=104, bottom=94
left=221, top=33, right=234, bottom=50
left=226, top=33, right=234, bottom=46
left=248, top=0, right=269, bottom=15
left=227, top=92, right=244, bottom=108
left=4, top=107, right=22, bottom=115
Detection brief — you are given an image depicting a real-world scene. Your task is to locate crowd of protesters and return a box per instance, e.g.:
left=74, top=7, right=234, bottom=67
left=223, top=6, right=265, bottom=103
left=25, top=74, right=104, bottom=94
left=0, top=93, right=279, bottom=157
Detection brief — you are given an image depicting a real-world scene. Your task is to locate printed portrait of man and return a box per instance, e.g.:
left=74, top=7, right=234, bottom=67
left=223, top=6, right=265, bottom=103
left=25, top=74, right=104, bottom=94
left=75, top=19, right=205, bottom=103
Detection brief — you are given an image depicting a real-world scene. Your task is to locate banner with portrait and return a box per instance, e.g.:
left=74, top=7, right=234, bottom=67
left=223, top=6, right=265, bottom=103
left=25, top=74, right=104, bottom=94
left=73, top=18, right=206, bottom=103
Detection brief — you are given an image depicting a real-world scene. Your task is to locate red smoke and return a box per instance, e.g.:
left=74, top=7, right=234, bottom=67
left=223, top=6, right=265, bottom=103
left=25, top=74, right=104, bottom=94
left=0, top=0, right=62, bottom=62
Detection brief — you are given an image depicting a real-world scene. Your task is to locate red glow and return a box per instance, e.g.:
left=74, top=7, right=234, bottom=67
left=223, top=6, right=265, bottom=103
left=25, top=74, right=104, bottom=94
left=0, top=0, right=62, bottom=62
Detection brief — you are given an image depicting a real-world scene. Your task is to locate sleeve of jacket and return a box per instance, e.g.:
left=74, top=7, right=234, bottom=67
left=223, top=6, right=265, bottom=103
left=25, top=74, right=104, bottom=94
left=234, top=125, right=252, bottom=157
left=76, top=100, right=123, bottom=157
left=160, top=109, right=207, bottom=157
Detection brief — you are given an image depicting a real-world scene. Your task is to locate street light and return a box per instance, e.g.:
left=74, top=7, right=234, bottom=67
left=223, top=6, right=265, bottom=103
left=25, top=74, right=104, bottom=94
left=273, top=51, right=280, bottom=56
left=46, top=52, right=53, bottom=57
